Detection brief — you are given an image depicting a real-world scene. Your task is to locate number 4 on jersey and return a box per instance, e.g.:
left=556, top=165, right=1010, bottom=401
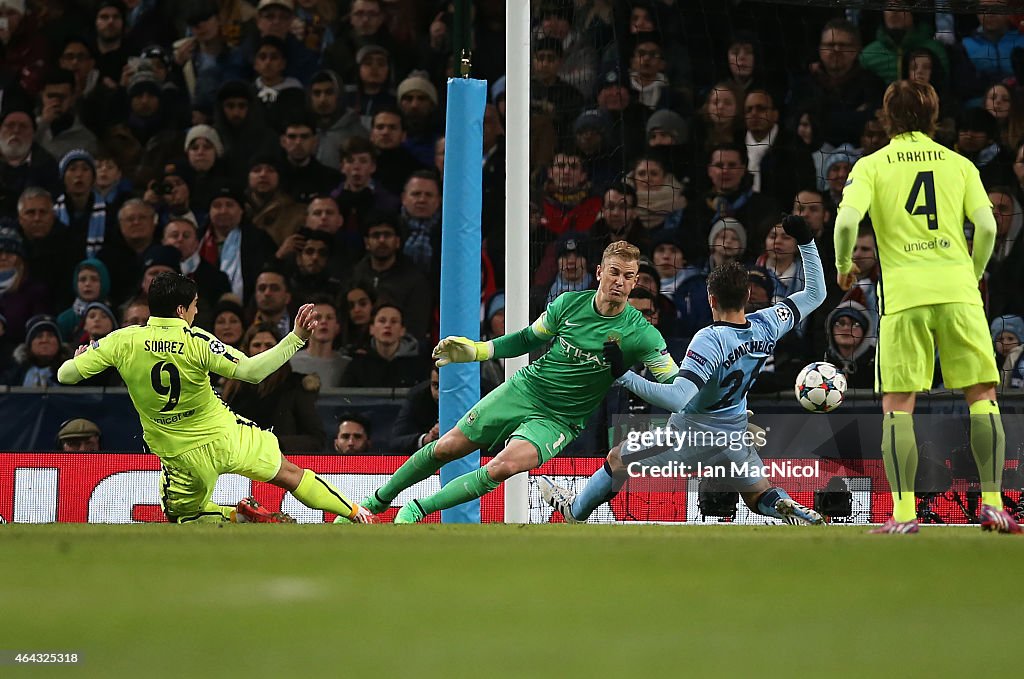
left=905, top=170, right=938, bottom=230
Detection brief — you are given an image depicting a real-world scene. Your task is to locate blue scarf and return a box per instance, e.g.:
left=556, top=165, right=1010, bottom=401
left=401, top=208, right=440, bottom=270
left=220, top=228, right=243, bottom=299
left=55, top=190, right=106, bottom=258
left=22, top=365, right=55, bottom=387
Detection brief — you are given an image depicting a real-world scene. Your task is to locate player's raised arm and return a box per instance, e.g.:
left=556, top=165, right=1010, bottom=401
left=58, top=333, right=122, bottom=385
left=213, top=304, right=317, bottom=383
left=432, top=300, right=561, bottom=367
left=780, top=214, right=827, bottom=317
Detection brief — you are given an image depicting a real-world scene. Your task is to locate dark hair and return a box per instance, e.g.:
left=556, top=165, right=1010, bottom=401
left=307, top=293, right=339, bottom=312
left=404, top=168, right=441, bottom=191
left=147, top=273, right=197, bottom=318
left=341, top=135, right=377, bottom=160
left=629, top=287, right=655, bottom=301
left=363, top=211, right=402, bottom=237
left=42, top=68, right=76, bottom=89
left=371, top=106, right=404, bottom=128
left=821, top=18, right=860, bottom=46
left=605, top=181, right=637, bottom=206
left=708, top=142, right=748, bottom=166
left=337, top=412, right=372, bottom=438
left=707, top=261, right=749, bottom=312
left=371, top=302, right=403, bottom=323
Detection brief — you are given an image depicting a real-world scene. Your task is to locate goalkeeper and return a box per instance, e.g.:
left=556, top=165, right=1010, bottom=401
left=58, top=273, right=373, bottom=524
left=361, top=241, right=679, bottom=523
left=542, top=215, right=826, bottom=525
left=835, top=80, right=1018, bottom=534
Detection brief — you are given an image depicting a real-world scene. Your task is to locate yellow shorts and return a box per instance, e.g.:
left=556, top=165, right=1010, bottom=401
left=159, top=421, right=283, bottom=523
left=877, top=302, right=999, bottom=392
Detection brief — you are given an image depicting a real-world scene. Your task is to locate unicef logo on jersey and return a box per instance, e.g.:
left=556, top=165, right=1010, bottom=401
left=208, top=339, right=226, bottom=355
left=904, top=237, right=950, bottom=252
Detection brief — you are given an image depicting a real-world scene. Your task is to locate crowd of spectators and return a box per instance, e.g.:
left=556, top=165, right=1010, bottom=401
left=3, top=0, right=1024, bottom=452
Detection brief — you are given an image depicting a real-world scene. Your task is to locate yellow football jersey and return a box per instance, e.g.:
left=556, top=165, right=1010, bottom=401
left=839, top=131, right=991, bottom=314
left=71, top=317, right=304, bottom=455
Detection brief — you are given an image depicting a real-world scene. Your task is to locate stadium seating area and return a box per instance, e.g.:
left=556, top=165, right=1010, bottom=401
left=2, top=0, right=1024, bottom=452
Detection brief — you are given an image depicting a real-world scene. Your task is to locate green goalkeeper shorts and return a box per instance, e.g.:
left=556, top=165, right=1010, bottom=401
left=877, top=302, right=999, bottom=392
left=159, top=419, right=283, bottom=523
left=456, top=381, right=581, bottom=464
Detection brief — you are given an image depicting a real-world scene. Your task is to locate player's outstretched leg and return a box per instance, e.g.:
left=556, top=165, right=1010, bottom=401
left=567, top=457, right=629, bottom=523
left=538, top=475, right=581, bottom=523
left=877, top=410, right=920, bottom=532
left=745, top=487, right=823, bottom=525
left=394, top=439, right=537, bottom=523
left=364, top=429, right=480, bottom=514
left=271, top=461, right=373, bottom=523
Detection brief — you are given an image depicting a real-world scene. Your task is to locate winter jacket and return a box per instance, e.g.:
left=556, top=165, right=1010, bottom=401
left=227, top=372, right=326, bottom=452
left=340, top=335, right=428, bottom=389
left=824, top=300, right=877, bottom=389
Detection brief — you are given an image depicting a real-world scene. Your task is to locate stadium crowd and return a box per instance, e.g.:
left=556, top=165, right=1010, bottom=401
left=2, top=0, right=1024, bottom=451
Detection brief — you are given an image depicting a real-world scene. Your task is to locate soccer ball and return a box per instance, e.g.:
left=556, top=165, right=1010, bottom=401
left=795, top=362, right=847, bottom=413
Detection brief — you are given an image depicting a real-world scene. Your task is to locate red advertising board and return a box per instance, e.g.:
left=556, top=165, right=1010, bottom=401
left=0, top=453, right=1010, bottom=524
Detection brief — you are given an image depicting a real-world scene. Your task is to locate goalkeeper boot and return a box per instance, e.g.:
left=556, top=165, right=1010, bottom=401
left=538, top=475, right=582, bottom=524
left=393, top=500, right=426, bottom=524
left=774, top=497, right=824, bottom=525
left=979, top=504, right=1022, bottom=534
left=868, top=517, right=920, bottom=534
left=234, top=497, right=296, bottom=524
left=360, top=490, right=390, bottom=515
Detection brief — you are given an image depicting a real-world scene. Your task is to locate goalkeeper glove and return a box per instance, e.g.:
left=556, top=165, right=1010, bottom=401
left=781, top=214, right=814, bottom=245
left=603, top=340, right=628, bottom=379
left=432, top=336, right=493, bottom=367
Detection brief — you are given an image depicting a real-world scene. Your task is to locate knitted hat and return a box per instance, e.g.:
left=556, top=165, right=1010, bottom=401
left=831, top=305, right=870, bottom=331
left=257, top=0, right=293, bottom=11
left=83, top=301, right=118, bottom=328
left=356, top=44, right=389, bottom=63
left=142, top=244, right=183, bottom=273
left=0, top=225, right=25, bottom=258
left=0, top=1, right=26, bottom=14
left=25, top=314, right=60, bottom=343
left=184, top=124, right=224, bottom=157
left=991, top=314, right=1024, bottom=343
left=709, top=217, right=748, bottom=252
left=486, top=291, right=505, bottom=325
left=573, top=109, right=611, bottom=136
left=822, top=147, right=855, bottom=179
left=217, top=80, right=253, bottom=103
left=127, top=68, right=161, bottom=98
left=208, top=183, right=244, bottom=209
left=397, top=72, right=438, bottom=106
left=213, top=295, right=245, bottom=324
left=646, top=109, right=688, bottom=144
left=637, top=256, right=660, bottom=287
left=59, top=149, right=96, bottom=179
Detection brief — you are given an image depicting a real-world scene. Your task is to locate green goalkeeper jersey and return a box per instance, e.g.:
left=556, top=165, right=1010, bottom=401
left=513, top=290, right=677, bottom=428
left=65, top=317, right=305, bottom=455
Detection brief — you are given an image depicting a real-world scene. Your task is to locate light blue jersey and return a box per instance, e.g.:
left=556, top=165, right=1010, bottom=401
left=678, top=300, right=799, bottom=417
left=618, top=241, right=826, bottom=424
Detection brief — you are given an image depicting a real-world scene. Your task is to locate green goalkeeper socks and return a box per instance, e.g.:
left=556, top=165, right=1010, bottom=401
left=969, top=399, right=1005, bottom=510
left=416, top=467, right=500, bottom=516
left=374, top=441, right=444, bottom=504
left=881, top=411, right=918, bottom=523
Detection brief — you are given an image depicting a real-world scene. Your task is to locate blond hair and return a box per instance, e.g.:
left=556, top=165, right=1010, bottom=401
left=602, top=240, right=640, bottom=265
left=881, top=80, right=939, bottom=137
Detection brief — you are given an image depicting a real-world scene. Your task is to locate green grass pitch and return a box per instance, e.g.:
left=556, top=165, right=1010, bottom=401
left=2, top=524, right=1021, bottom=678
